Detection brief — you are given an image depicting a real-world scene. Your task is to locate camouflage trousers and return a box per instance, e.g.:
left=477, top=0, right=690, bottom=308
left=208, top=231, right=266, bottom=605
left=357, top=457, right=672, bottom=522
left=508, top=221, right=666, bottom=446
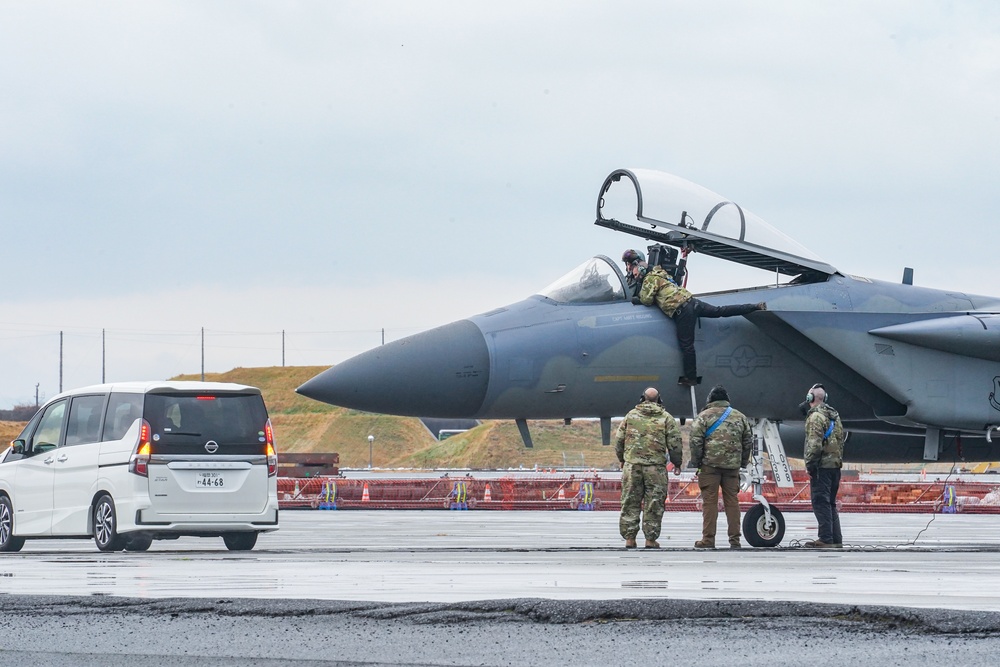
left=619, top=462, right=668, bottom=541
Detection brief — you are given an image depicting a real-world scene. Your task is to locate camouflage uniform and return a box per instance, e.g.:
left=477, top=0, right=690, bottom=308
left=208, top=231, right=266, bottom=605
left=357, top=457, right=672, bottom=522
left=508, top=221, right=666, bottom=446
left=689, top=400, right=753, bottom=548
left=804, top=402, right=845, bottom=546
left=638, top=266, right=692, bottom=317
left=637, top=266, right=759, bottom=382
left=615, top=401, right=683, bottom=543
left=804, top=403, right=845, bottom=470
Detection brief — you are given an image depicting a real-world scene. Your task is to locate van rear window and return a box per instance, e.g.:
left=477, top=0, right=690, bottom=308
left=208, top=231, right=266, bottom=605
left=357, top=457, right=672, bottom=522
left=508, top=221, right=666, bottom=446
left=144, top=393, right=268, bottom=452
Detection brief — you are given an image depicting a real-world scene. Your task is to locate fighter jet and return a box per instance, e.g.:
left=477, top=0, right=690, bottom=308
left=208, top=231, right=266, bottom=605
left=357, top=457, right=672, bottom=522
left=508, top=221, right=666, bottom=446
left=298, top=168, right=1000, bottom=545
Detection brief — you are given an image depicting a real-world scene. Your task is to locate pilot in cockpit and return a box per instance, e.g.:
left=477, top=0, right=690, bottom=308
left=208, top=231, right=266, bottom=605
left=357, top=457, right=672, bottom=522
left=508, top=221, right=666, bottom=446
left=622, top=249, right=766, bottom=387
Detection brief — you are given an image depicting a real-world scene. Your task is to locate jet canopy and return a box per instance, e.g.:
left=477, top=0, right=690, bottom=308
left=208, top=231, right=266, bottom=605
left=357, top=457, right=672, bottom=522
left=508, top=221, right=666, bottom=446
left=537, top=256, right=627, bottom=303
left=595, top=168, right=838, bottom=279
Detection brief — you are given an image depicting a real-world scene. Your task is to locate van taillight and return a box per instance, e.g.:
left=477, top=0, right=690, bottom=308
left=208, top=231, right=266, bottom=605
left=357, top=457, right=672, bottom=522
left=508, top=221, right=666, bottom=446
left=265, top=420, right=277, bottom=477
left=129, top=420, right=152, bottom=477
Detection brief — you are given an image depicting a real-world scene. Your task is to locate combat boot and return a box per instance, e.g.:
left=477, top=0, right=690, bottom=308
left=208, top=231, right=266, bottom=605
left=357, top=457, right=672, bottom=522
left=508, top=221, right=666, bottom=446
left=644, top=539, right=660, bottom=549
left=804, top=540, right=835, bottom=548
left=694, top=539, right=715, bottom=549
left=624, top=537, right=637, bottom=549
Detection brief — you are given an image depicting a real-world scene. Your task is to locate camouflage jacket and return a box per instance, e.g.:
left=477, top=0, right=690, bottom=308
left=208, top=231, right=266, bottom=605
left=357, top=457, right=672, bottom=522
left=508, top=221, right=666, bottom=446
left=804, top=403, right=845, bottom=469
left=689, top=400, right=753, bottom=470
left=638, top=266, right=693, bottom=317
left=614, top=401, right=683, bottom=468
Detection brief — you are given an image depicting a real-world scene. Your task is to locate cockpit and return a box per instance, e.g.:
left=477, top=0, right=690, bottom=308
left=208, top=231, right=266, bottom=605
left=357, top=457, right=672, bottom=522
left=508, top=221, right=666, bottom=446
left=537, top=256, right=627, bottom=304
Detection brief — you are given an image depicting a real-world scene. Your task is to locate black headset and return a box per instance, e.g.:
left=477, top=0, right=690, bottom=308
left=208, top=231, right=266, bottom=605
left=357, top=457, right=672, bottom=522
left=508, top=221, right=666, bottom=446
left=640, top=393, right=663, bottom=404
left=806, top=383, right=828, bottom=403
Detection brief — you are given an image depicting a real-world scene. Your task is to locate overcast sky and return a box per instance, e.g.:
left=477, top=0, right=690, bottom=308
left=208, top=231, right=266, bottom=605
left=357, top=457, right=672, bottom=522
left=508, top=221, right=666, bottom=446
left=1, top=2, right=998, bottom=408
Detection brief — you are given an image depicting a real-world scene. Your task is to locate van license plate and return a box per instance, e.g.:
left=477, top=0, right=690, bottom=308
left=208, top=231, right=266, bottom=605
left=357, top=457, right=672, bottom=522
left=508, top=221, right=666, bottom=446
left=196, top=472, right=225, bottom=488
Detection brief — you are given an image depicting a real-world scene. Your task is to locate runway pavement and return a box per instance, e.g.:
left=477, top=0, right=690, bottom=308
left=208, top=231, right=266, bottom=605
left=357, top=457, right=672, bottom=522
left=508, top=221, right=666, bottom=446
left=2, top=510, right=1000, bottom=665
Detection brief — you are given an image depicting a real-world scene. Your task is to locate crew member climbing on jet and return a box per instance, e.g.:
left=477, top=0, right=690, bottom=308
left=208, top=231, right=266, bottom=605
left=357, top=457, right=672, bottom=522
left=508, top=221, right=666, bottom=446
left=622, top=249, right=766, bottom=386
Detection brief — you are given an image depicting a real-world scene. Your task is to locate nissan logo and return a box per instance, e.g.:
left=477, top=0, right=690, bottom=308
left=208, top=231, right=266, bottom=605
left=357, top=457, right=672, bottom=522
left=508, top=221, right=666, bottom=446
left=204, top=441, right=219, bottom=454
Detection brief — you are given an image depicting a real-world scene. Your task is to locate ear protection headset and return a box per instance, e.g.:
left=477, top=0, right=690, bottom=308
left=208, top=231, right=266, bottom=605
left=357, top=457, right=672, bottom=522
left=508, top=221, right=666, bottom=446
left=806, top=383, right=828, bottom=403
left=640, top=393, right=663, bottom=404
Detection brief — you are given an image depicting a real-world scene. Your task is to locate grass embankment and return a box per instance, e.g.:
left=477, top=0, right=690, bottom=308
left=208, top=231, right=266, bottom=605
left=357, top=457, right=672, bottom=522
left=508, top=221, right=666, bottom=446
left=0, top=421, right=24, bottom=445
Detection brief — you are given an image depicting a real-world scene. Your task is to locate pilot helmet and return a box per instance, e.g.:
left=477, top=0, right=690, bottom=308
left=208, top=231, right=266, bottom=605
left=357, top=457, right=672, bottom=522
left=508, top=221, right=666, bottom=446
left=622, top=249, right=645, bottom=266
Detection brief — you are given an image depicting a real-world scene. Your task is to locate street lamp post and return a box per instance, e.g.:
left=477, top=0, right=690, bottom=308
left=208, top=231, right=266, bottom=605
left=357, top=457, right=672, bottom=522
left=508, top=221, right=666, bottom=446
left=368, top=435, right=374, bottom=469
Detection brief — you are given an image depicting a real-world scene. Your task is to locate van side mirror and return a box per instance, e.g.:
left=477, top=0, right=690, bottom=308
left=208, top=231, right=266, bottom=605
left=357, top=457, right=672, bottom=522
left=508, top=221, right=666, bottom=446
left=11, top=440, right=24, bottom=455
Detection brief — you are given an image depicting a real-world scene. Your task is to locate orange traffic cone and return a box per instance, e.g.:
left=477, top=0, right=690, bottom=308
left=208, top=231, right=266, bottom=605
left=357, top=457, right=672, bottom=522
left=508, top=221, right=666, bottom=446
left=484, top=483, right=492, bottom=502
left=361, top=482, right=370, bottom=502
left=558, top=487, right=565, bottom=500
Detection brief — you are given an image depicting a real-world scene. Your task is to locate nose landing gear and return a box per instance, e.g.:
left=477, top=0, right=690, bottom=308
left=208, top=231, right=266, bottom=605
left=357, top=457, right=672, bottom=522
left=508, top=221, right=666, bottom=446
left=742, top=419, right=793, bottom=548
left=743, top=501, right=785, bottom=548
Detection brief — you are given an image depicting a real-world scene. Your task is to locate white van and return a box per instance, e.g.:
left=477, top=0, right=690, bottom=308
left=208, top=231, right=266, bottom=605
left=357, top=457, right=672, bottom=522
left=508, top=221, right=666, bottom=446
left=0, top=381, right=279, bottom=552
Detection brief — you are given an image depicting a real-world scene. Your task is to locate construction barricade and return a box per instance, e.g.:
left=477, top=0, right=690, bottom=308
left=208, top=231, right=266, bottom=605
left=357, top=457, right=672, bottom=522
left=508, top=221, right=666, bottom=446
left=275, top=474, right=1000, bottom=513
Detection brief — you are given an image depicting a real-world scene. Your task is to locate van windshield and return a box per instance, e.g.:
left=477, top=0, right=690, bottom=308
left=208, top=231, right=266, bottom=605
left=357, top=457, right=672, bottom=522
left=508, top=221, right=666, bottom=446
left=144, top=392, right=268, bottom=454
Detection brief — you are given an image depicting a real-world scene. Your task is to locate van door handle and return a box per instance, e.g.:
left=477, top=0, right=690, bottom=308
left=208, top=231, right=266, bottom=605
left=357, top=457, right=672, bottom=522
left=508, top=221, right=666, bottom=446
left=43, top=457, right=54, bottom=464
left=57, top=454, right=69, bottom=462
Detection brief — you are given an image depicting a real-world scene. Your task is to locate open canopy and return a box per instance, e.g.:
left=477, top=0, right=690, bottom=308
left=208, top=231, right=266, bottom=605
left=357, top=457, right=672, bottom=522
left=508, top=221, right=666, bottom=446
left=595, top=168, right=838, bottom=279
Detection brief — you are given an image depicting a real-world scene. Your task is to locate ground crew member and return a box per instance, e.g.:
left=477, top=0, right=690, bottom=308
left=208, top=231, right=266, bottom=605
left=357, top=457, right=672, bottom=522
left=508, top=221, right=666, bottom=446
left=614, top=387, right=683, bottom=549
left=689, top=385, right=753, bottom=549
left=802, top=383, right=845, bottom=548
left=622, top=249, right=765, bottom=386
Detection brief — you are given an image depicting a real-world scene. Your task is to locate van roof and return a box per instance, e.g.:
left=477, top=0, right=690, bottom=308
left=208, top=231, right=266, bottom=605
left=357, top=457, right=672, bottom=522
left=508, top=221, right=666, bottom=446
left=50, top=380, right=261, bottom=400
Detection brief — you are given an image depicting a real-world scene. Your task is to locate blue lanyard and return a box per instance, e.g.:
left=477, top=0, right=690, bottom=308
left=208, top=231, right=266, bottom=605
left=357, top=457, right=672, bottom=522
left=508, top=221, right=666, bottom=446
left=704, top=406, right=732, bottom=438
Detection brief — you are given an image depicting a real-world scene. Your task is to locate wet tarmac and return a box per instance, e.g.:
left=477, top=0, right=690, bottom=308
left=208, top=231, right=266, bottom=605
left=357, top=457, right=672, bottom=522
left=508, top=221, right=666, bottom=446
left=2, top=510, right=1000, bottom=609
left=1, top=510, right=1000, bottom=665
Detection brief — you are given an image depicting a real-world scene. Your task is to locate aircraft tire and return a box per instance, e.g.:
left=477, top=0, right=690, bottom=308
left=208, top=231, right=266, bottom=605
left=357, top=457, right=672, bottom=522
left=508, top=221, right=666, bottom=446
left=743, top=503, right=784, bottom=548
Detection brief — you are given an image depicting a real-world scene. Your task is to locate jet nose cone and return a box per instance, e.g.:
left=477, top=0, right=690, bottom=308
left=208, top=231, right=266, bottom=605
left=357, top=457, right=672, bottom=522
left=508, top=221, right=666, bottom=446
left=297, top=319, right=490, bottom=417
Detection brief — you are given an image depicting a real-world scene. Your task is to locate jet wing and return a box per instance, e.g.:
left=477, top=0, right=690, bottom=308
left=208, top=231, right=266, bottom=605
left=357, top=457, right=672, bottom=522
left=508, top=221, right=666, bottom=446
left=595, top=168, right=839, bottom=278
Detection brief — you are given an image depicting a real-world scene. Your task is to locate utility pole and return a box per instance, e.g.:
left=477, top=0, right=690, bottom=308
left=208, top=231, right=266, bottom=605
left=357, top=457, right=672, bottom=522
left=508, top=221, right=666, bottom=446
left=282, top=330, right=285, bottom=367
left=59, top=330, right=63, bottom=393
left=201, top=327, right=205, bottom=381
left=102, top=328, right=106, bottom=383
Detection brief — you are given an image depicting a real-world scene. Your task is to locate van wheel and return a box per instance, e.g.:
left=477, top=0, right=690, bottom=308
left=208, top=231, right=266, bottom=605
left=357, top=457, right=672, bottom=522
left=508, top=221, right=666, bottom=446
left=222, top=532, right=258, bottom=551
left=0, top=496, right=25, bottom=553
left=94, top=495, right=126, bottom=552
left=124, top=534, right=153, bottom=552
